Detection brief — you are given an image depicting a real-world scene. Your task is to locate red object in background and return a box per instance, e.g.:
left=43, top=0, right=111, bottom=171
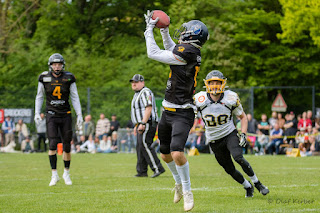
left=0, top=109, right=4, bottom=123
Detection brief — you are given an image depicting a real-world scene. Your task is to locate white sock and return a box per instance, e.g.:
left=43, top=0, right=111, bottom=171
left=249, top=174, right=258, bottom=183
left=242, top=179, right=251, bottom=188
left=64, top=169, right=69, bottom=174
left=176, top=161, right=191, bottom=193
left=52, top=170, right=58, bottom=176
left=166, top=161, right=181, bottom=184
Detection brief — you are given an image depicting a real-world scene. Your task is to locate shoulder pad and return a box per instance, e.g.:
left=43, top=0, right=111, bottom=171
left=224, top=90, right=241, bottom=108
left=194, top=91, right=209, bottom=109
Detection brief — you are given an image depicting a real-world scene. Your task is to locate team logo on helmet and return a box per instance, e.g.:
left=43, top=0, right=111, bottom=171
left=191, top=24, right=201, bottom=35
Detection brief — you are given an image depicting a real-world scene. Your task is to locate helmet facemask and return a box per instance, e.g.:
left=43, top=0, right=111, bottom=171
left=204, top=77, right=227, bottom=96
left=48, top=53, right=65, bottom=76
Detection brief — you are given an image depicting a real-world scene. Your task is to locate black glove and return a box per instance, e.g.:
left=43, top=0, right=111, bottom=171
left=237, top=133, right=247, bottom=147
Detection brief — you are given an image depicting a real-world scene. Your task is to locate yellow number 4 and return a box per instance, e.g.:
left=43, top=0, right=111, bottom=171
left=52, top=86, right=62, bottom=99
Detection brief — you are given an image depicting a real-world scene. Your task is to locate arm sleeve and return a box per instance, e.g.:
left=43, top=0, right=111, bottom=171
left=35, top=82, right=45, bottom=115
left=70, top=82, right=82, bottom=116
left=144, top=28, right=187, bottom=65
left=160, top=28, right=176, bottom=51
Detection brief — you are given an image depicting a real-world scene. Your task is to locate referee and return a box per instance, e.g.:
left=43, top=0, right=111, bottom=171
left=130, top=74, right=165, bottom=178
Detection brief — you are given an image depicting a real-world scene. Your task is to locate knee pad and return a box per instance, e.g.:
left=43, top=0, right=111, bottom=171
left=234, top=156, right=250, bottom=167
left=170, top=141, right=185, bottom=152
left=63, top=143, right=71, bottom=153
left=49, top=138, right=59, bottom=151
left=160, top=143, right=170, bottom=154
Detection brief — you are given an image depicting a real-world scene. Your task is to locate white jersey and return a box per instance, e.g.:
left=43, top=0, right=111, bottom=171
left=194, top=90, right=244, bottom=142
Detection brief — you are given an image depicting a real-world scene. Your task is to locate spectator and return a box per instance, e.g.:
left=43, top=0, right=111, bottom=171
left=21, top=136, right=35, bottom=153
left=109, top=114, right=120, bottom=136
left=268, top=111, right=278, bottom=129
left=295, top=128, right=307, bottom=145
left=79, top=134, right=96, bottom=153
left=298, top=111, right=312, bottom=131
left=15, top=119, right=29, bottom=144
left=283, top=112, right=298, bottom=147
left=254, top=130, right=269, bottom=155
left=97, top=135, right=116, bottom=153
left=258, top=114, right=270, bottom=140
left=307, top=110, right=314, bottom=126
left=185, top=127, right=209, bottom=154
left=36, top=113, right=47, bottom=152
left=82, top=115, right=95, bottom=141
left=110, top=131, right=118, bottom=152
left=76, top=135, right=86, bottom=153
left=268, top=123, right=283, bottom=155
left=277, top=113, right=285, bottom=130
left=1, top=116, right=15, bottom=146
left=247, top=113, right=259, bottom=152
left=95, top=113, right=110, bottom=140
left=120, top=127, right=135, bottom=153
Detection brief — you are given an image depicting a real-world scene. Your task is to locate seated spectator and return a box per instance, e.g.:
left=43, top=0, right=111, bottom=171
left=268, top=123, right=283, bottom=155
left=79, top=135, right=96, bottom=153
left=185, top=127, right=209, bottom=154
left=277, top=113, right=285, bottom=130
left=76, top=135, right=86, bottom=153
left=295, top=128, right=308, bottom=146
left=97, top=135, right=116, bottom=153
left=258, top=114, right=270, bottom=142
left=254, top=130, right=269, bottom=155
left=283, top=112, right=298, bottom=147
left=299, top=135, right=312, bottom=157
left=110, top=131, right=118, bottom=152
left=21, top=136, right=35, bottom=153
left=268, top=111, right=278, bottom=129
left=298, top=111, right=312, bottom=131
left=16, top=119, right=29, bottom=144
left=120, top=127, right=135, bottom=153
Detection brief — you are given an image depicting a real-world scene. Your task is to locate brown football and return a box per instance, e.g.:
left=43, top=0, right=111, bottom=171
left=152, top=10, right=170, bottom=28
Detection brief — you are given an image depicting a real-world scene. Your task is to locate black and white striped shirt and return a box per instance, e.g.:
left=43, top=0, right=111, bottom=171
left=131, top=87, right=158, bottom=125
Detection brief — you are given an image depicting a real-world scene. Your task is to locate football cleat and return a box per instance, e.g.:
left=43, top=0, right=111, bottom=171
left=63, top=172, right=72, bottom=185
left=49, top=175, right=60, bottom=186
left=183, top=191, right=194, bottom=211
left=245, top=184, right=254, bottom=198
left=254, top=181, right=269, bottom=195
left=172, top=183, right=183, bottom=203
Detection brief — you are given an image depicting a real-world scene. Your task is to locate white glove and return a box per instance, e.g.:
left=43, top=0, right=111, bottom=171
left=160, top=27, right=169, bottom=34
left=144, top=10, right=159, bottom=29
left=237, top=133, right=247, bottom=147
left=34, top=114, right=41, bottom=126
left=77, top=115, right=83, bottom=130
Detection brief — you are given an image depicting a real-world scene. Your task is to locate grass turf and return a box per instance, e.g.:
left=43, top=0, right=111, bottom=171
left=0, top=153, right=319, bottom=212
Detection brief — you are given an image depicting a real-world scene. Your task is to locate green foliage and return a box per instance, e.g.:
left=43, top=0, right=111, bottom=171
left=0, top=0, right=319, bottom=124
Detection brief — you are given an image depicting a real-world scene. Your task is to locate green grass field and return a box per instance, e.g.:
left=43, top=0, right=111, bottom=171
left=0, top=153, right=319, bottom=212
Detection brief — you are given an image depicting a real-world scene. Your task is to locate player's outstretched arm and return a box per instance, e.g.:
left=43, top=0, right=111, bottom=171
left=160, top=27, right=175, bottom=51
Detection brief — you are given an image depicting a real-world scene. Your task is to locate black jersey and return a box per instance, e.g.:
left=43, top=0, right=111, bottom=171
left=165, top=43, right=201, bottom=105
left=38, top=71, right=76, bottom=115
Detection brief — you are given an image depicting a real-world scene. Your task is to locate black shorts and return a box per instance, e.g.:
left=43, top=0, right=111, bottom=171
left=158, top=108, right=195, bottom=154
left=46, top=113, right=73, bottom=150
left=209, top=129, right=243, bottom=162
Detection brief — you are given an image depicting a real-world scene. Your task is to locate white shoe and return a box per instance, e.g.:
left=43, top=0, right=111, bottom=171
left=172, top=184, right=183, bottom=203
left=49, top=175, right=60, bottom=186
left=183, top=191, right=194, bottom=212
left=63, top=172, right=72, bottom=185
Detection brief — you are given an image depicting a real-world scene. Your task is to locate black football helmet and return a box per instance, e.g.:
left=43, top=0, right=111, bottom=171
left=48, top=53, right=65, bottom=75
left=174, top=20, right=209, bottom=48
left=204, top=70, right=227, bottom=95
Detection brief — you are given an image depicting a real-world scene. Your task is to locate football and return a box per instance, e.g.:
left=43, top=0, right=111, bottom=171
left=152, top=10, right=170, bottom=28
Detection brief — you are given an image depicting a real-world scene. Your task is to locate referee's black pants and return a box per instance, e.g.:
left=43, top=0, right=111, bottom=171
left=136, top=122, right=165, bottom=176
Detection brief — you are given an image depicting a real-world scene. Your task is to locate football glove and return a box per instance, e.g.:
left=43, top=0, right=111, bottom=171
left=34, top=113, right=41, bottom=126
left=77, top=114, right=83, bottom=130
left=144, top=10, right=159, bottom=29
left=238, top=133, right=247, bottom=147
